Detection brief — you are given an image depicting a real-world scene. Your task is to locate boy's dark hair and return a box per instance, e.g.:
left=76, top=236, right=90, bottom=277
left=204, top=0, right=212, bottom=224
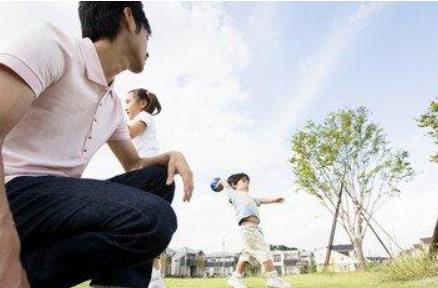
left=78, top=1, right=151, bottom=42
left=227, top=173, right=250, bottom=189
left=130, top=88, right=162, bottom=115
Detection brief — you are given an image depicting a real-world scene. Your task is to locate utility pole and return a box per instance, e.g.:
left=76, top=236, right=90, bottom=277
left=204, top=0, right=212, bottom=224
left=324, top=181, right=344, bottom=269
left=429, top=216, right=438, bottom=258
left=222, top=235, right=226, bottom=276
left=185, top=247, right=188, bottom=278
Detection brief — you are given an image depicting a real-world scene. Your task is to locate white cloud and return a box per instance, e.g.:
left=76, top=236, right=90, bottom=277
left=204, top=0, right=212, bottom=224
left=270, top=2, right=388, bottom=141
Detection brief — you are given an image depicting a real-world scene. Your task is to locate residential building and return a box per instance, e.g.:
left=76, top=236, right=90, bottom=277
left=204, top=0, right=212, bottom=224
left=205, top=252, right=239, bottom=277
left=163, top=247, right=205, bottom=277
left=314, top=244, right=361, bottom=272
left=272, top=249, right=314, bottom=275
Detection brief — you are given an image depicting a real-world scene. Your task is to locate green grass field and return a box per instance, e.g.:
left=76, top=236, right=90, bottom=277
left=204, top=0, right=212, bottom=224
left=74, top=273, right=438, bottom=288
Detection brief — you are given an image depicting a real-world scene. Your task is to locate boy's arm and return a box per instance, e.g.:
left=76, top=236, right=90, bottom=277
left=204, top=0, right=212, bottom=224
left=215, top=178, right=230, bottom=192
left=257, top=197, right=285, bottom=205
left=0, top=65, right=34, bottom=288
left=218, top=179, right=230, bottom=188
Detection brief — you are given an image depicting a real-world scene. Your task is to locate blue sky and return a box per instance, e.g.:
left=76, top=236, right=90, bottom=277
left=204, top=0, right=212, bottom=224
left=1, top=2, right=437, bottom=257
left=228, top=2, right=438, bottom=137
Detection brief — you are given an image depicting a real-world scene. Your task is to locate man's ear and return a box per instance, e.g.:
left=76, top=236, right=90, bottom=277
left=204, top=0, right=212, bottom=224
left=122, top=7, right=137, bottom=33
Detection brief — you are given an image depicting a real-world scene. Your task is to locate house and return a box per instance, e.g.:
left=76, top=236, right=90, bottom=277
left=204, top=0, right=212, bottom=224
left=205, top=252, right=239, bottom=277
left=314, top=244, right=361, bottom=272
left=271, top=249, right=313, bottom=275
left=299, top=250, right=315, bottom=272
left=400, top=237, right=433, bottom=258
left=332, top=244, right=356, bottom=257
left=164, top=247, right=206, bottom=277
left=420, top=237, right=433, bottom=251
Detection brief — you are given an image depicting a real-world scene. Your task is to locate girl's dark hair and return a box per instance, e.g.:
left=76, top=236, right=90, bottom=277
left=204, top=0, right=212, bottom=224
left=227, top=173, right=250, bottom=189
left=79, top=1, right=151, bottom=42
left=130, top=88, right=162, bottom=115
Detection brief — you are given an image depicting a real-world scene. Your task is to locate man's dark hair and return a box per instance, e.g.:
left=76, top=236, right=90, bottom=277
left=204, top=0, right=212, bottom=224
left=78, top=1, right=152, bottom=42
left=227, top=173, right=250, bottom=189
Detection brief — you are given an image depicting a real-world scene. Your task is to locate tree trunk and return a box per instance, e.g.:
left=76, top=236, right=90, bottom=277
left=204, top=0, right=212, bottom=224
left=429, top=216, right=438, bottom=258
left=352, top=238, right=367, bottom=269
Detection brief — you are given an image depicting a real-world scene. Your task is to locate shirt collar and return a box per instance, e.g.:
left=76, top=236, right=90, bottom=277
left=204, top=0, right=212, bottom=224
left=79, top=38, right=111, bottom=89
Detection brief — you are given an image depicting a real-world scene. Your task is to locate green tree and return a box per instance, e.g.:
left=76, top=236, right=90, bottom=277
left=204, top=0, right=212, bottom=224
left=196, top=255, right=206, bottom=277
left=290, top=107, right=414, bottom=266
left=161, top=254, right=172, bottom=276
left=417, top=98, right=438, bottom=162
left=417, top=98, right=438, bottom=256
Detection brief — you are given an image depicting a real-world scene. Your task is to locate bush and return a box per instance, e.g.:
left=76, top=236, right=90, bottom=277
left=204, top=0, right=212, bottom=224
left=375, top=255, right=438, bottom=281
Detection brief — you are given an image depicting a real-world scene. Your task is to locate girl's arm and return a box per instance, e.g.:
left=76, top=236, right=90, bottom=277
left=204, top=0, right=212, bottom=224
left=128, top=120, right=147, bottom=139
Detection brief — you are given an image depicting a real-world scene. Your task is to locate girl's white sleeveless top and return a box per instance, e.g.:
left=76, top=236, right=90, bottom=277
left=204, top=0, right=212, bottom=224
left=129, top=111, right=159, bottom=157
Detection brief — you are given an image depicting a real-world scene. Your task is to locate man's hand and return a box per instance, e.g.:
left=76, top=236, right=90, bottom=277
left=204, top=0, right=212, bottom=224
left=108, top=141, right=194, bottom=202
left=166, top=151, right=193, bottom=202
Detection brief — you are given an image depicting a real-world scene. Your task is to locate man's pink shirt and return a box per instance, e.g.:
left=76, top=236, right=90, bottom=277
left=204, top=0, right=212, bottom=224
left=0, top=23, right=130, bottom=183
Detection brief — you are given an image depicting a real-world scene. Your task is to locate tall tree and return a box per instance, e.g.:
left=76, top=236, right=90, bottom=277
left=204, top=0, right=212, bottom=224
left=290, top=107, right=414, bottom=266
left=418, top=98, right=438, bottom=256
left=418, top=98, right=438, bottom=162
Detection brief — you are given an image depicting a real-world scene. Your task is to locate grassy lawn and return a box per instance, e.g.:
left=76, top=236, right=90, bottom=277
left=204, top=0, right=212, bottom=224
left=74, top=273, right=438, bottom=288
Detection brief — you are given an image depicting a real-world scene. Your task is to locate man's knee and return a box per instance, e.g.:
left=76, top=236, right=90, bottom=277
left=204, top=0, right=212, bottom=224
left=117, top=196, right=177, bottom=257
left=138, top=165, right=175, bottom=203
left=151, top=199, right=178, bottom=249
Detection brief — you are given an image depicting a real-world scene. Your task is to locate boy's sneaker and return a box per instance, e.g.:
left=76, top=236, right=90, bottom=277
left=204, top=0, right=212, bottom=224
left=227, top=272, right=247, bottom=288
left=265, top=271, right=292, bottom=288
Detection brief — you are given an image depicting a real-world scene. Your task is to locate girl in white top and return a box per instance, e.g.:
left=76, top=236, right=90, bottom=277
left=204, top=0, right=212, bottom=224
left=126, top=88, right=160, bottom=157
left=125, top=88, right=166, bottom=288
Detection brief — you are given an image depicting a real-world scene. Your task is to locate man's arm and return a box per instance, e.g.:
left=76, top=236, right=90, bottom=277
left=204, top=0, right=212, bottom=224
left=0, top=65, right=34, bottom=288
left=107, top=140, right=193, bottom=202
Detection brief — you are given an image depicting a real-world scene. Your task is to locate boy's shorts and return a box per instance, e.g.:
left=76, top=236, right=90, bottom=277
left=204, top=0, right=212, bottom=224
left=239, top=224, right=272, bottom=264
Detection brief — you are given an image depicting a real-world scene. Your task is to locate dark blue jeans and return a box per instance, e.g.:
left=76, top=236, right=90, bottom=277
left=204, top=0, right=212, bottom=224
left=5, top=166, right=177, bottom=288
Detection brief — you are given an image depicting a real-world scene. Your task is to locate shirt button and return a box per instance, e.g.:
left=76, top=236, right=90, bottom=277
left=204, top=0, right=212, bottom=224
left=83, top=149, right=87, bottom=152
left=88, top=136, right=92, bottom=139
left=94, top=119, right=97, bottom=122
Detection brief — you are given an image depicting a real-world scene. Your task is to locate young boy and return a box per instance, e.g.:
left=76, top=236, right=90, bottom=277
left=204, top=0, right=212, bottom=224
left=216, top=173, right=292, bottom=288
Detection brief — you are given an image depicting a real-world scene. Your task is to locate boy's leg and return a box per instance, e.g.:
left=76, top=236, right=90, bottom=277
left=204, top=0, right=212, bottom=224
left=244, top=227, right=291, bottom=288
left=91, top=166, right=175, bottom=287
left=228, top=248, right=250, bottom=288
left=262, top=259, right=275, bottom=272
left=235, top=259, right=247, bottom=274
left=5, top=170, right=176, bottom=288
